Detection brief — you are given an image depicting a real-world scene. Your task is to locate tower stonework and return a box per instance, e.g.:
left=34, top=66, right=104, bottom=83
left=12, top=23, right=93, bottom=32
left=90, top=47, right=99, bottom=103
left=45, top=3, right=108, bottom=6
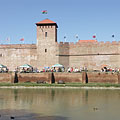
left=36, top=19, right=59, bottom=70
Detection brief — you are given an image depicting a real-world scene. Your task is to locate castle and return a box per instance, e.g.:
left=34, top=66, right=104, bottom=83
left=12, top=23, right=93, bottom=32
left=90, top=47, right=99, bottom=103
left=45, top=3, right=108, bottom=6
left=0, top=18, right=120, bottom=71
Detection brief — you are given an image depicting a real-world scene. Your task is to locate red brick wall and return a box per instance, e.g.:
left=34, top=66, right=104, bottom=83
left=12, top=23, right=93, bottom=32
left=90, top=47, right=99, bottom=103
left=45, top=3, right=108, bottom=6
left=17, top=72, right=119, bottom=84
left=0, top=72, right=118, bottom=84
left=87, top=72, right=118, bottom=84
left=17, top=73, right=51, bottom=83
left=117, top=74, right=120, bottom=84
left=53, top=72, right=82, bottom=83
left=0, top=73, right=14, bottom=83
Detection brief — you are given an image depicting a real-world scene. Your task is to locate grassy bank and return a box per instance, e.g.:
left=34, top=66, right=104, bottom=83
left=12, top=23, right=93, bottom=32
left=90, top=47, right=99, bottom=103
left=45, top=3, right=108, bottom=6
left=0, top=83, right=120, bottom=88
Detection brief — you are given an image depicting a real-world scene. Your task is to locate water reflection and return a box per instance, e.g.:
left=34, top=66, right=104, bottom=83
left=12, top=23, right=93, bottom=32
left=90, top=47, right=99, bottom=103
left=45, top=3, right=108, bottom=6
left=0, top=88, right=119, bottom=120
left=0, top=109, right=68, bottom=120
left=14, top=89, right=18, bottom=101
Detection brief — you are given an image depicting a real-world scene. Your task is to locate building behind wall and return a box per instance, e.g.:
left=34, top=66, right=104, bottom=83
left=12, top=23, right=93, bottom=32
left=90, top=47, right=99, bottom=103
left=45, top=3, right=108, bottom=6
left=0, top=18, right=120, bottom=71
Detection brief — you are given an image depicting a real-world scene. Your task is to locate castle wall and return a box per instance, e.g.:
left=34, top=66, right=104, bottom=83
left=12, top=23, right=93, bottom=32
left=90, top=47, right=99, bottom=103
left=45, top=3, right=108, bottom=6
left=1, top=19, right=120, bottom=72
left=1, top=41, right=120, bottom=71
left=58, top=42, right=69, bottom=69
left=0, top=44, right=37, bottom=71
left=58, top=41, right=120, bottom=70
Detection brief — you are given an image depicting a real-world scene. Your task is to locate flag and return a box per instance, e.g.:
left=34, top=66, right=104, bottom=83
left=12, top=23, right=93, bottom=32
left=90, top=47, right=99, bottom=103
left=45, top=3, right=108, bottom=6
left=42, top=10, right=47, bottom=14
left=20, top=38, right=24, bottom=41
left=75, top=34, right=78, bottom=38
left=64, top=36, right=66, bottom=39
left=93, top=35, right=96, bottom=38
left=6, top=37, right=10, bottom=41
left=112, top=35, right=114, bottom=37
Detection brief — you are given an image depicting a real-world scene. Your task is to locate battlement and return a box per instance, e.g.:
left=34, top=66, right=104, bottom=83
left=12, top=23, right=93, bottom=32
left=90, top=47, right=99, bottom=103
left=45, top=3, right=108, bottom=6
left=59, top=42, right=69, bottom=45
left=0, top=44, right=37, bottom=49
left=58, top=40, right=120, bottom=47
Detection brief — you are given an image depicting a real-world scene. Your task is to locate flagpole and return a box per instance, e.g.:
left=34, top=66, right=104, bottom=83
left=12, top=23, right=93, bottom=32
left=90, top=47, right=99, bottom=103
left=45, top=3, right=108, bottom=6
left=93, top=33, right=97, bottom=40
left=8, top=37, right=10, bottom=44
left=64, top=34, right=66, bottom=42
left=112, top=34, right=115, bottom=41
left=23, top=37, right=24, bottom=44
left=75, top=34, right=78, bottom=43
left=20, top=37, right=24, bottom=44
left=0, top=39, right=2, bottom=44
left=42, top=10, right=48, bottom=20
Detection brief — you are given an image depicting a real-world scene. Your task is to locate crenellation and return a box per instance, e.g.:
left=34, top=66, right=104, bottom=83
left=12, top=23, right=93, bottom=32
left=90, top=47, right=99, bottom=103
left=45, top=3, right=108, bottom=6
left=105, top=41, right=111, bottom=44
left=76, top=42, right=81, bottom=45
left=0, top=44, right=36, bottom=49
left=112, top=41, right=118, bottom=45
left=58, top=42, right=70, bottom=47
left=64, top=42, right=69, bottom=45
left=59, top=42, right=64, bottom=45
left=99, top=41, right=104, bottom=44
left=69, top=42, right=74, bottom=45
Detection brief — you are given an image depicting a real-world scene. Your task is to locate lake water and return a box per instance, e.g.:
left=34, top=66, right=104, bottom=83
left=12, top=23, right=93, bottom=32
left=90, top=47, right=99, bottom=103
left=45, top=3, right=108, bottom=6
left=0, top=88, right=120, bottom=120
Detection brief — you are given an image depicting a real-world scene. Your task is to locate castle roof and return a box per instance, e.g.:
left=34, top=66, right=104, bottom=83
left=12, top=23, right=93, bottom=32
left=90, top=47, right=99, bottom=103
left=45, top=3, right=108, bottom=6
left=36, top=18, right=58, bottom=28
left=79, top=40, right=98, bottom=43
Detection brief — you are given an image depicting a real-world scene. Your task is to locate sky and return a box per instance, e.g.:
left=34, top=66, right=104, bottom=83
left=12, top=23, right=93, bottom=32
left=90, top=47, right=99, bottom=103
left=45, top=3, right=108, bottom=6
left=0, top=0, right=120, bottom=44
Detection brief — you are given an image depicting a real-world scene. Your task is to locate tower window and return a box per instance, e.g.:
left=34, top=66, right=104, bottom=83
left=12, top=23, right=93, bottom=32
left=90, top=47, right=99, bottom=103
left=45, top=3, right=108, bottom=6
left=45, top=32, right=47, bottom=37
left=45, top=49, right=47, bottom=52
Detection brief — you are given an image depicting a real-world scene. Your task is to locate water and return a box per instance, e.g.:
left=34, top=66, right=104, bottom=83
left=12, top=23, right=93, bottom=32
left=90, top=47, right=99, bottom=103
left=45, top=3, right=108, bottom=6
left=0, top=88, right=120, bottom=120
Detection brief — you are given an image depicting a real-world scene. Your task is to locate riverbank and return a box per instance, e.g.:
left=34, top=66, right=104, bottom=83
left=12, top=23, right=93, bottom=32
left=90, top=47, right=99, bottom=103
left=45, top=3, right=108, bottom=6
left=0, top=83, right=120, bottom=89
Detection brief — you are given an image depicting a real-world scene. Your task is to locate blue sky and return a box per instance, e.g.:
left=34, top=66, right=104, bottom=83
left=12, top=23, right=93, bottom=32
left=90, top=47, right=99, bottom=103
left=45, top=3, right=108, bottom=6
left=0, top=0, right=120, bottom=44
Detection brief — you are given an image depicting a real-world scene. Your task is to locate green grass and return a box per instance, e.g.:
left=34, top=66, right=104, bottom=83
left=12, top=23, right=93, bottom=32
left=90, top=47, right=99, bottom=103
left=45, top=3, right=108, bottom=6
left=0, top=82, right=120, bottom=88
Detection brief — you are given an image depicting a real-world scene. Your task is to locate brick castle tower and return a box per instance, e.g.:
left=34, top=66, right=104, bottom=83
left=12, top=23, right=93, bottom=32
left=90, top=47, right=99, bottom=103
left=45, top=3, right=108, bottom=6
left=36, top=19, right=58, bottom=70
